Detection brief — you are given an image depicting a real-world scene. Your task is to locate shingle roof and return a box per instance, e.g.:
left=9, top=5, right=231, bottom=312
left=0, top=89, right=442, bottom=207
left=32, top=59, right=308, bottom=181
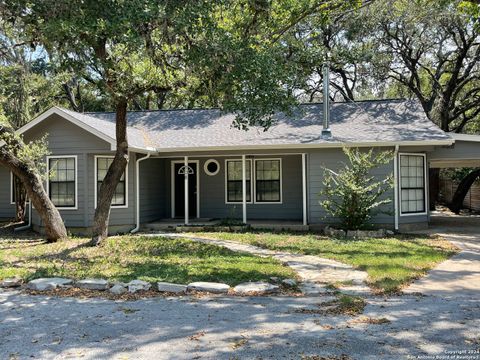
left=60, top=99, right=452, bottom=152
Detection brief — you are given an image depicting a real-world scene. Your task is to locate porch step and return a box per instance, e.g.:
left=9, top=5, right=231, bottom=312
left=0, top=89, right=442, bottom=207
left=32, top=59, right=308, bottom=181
left=142, top=221, right=309, bottom=232
left=249, top=222, right=309, bottom=232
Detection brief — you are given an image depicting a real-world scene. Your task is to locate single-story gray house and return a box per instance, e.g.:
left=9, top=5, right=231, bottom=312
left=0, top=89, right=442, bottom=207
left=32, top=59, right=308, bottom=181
left=1, top=99, right=480, bottom=234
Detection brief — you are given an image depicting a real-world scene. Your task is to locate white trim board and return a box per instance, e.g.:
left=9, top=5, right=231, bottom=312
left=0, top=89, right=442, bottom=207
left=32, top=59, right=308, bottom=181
left=170, top=160, right=200, bottom=219
left=46, top=155, right=79, bottom=211
left=398, top=152, right=428, bottom=217
left=94, top=155, right=129, bottom=209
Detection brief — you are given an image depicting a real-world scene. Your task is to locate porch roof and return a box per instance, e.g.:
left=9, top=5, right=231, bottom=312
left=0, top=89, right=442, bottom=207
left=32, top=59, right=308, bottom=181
left=24, top=99, right=454, bottom=153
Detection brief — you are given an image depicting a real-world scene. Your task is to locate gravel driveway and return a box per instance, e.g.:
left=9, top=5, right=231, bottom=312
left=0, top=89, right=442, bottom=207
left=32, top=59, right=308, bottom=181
left=1, top=287, right=478, bottom=359
left=1, top=218, right=478, bottom=360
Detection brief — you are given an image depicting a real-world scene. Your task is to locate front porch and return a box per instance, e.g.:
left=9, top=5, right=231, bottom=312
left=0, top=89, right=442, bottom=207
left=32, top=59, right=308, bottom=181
left=142, top=218, right=309, bottom=232
left=137, top=152, right=308, bottom=228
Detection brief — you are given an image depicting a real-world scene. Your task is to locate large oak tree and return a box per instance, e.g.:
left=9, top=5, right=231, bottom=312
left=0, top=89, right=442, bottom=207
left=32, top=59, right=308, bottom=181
left=4, top=0, right=359, bottom=244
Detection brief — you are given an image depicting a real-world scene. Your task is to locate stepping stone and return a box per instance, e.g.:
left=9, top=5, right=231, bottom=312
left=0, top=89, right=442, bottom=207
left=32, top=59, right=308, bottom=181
left=0, top=278, right=22, bottom=288
left=157, top=282, right=187, bottom=294
left=27, top=278, right=73, bottom=291
left=300, top=282, right=331, bottom=296
left=110, top=284, right=127, bottom=295
left=76, top=279, right=109, bottom=291
left=187, top=282, right=230, bottom=294
left=282, top=278, right=297, bottom=287
left=233, top=282, right=279, bottom=295
left=127, top=280, right=151, bottom=293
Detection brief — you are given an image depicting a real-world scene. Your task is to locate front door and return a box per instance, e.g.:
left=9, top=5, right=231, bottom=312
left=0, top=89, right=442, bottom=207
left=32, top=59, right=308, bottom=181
left=174, top=162, right=197, bottom=218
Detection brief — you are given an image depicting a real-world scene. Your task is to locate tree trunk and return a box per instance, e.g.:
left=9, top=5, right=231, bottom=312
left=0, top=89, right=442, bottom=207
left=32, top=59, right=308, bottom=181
left=429, top=168, right=440, bottom=211
left=91, top=99, right=129, bottom=245
left=13, top=174, right=27, bottom=222
left=0, top=150, right=67, bottom=241
left=448, top=169, right=480, bottom=214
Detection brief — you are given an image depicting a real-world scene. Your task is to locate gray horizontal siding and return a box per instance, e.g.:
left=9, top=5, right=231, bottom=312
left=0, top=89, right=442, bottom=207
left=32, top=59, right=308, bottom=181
left=85, top=153, right=136, bottom=227
left=0, top=165, right=15, bottom=219
left=196, top=155, right=302, bottom=220
left=429, top=140, right=480, bottom=160
left=140, top=155, right=303, bottom=222
left=307, top=148, right=395, bottom=226
left=21, top=113, right=135, bottom=229
left=139, top=157, right=168, bottom=223
left=23, top=113, right=111, bottom=153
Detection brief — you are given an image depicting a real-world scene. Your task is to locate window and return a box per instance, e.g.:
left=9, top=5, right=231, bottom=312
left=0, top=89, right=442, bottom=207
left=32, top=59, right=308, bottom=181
left=204, top=159, right=220, bottom=176
left=400, top=154, right=426, bottom=215
left=255, top=159, right=281, bottom=203
left=226, top=159, right=252, bottom=203
left=48, top=156, right=77, bottom=209
left=96, top=157, right=127, bottom=207
left=10, top=172, right=29, bottom=204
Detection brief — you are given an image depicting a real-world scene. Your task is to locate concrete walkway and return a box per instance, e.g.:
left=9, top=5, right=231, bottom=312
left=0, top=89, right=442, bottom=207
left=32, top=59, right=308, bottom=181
left=404, top=213, right=480, bottom=298
left=154, top=233, right=370, bottom=296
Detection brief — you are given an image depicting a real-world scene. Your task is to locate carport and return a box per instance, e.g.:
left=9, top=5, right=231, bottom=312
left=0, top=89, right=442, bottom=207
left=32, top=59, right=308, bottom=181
left=429, top=133, right=480, bottom=217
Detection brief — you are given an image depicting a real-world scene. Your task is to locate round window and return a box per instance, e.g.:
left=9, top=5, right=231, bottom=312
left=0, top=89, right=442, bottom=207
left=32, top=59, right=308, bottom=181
left=204, top=159, right=220, bottom=176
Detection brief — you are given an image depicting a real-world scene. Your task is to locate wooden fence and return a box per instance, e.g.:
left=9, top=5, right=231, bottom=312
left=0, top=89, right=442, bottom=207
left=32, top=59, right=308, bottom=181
left=440, top=178, right=480, bottom=211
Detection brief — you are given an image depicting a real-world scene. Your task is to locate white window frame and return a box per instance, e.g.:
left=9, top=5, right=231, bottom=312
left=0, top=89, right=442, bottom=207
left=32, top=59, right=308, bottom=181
left=204, top=159, right=220, bottom=176
left=225, top=159, right=253, bottom=204
left=399, top=153, right=428, bottom=217
left=46, top=155, right=78, bottom=210
left=94, top=155, right=129, bottom=209
left=253, top=158, right=283, bottom=204
left=10, top=172, right=30, bottom=205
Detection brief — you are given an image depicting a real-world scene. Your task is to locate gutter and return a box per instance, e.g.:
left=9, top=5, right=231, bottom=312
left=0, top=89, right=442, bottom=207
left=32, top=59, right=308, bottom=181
left=393, top=145, right=399, bottom=232
left=153, top=139, right=455, bottom=154
left=130, top=152, right=152, bottom=234
left=14, top=201, right=32, bottom=232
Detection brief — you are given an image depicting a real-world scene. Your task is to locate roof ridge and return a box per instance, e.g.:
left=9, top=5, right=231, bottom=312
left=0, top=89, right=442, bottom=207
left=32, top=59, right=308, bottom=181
left=83, top=98, right=411, bottom=115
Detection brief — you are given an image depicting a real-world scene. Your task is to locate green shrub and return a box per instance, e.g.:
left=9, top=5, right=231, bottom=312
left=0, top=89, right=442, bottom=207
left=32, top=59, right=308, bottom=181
left=319, top=147, right=394, bottom=230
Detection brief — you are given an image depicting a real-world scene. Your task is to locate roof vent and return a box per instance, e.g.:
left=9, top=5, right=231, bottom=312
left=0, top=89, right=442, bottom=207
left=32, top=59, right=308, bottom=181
left=322, top=62, right=332, bottom=137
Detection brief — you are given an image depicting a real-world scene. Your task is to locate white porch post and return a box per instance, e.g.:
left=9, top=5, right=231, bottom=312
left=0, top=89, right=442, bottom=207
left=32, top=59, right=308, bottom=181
left=302, top=153, right=308, bottom=226
left=242, top=155, right=247, bottom=224
left=184, top=156, right=189, bottom=225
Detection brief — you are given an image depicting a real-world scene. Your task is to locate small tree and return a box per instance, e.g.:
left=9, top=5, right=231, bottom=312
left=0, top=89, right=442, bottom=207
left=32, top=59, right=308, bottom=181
left=319, top=148, right=394, bottom=230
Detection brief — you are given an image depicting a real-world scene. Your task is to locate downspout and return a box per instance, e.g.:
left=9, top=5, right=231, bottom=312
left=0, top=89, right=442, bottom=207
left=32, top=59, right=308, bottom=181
left=394, top=145, right=399, bottom=232
left=130, top=152, right=152, bottom=234
left=14, top=201, right=32, bottom=232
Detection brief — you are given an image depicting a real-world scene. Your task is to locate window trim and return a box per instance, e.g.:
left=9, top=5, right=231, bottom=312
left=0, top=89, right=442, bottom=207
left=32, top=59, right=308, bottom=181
left=94, top=155, right=129, bottom=209
left=10, top=172, right=30, bottom=205
left=224, top=159, right=253, bottom=204
left=46, top=155, right=78, bottom=210
left=204, top=159, right=220, bottom=176
left=399, top=153, right=428, bottom=217
left=254, top=158, right=283, bottom=204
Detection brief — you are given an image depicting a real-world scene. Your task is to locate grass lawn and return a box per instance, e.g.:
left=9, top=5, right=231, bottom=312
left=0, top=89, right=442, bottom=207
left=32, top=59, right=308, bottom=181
left=0, top=235, right=296, bottom=286
left=190, top=232, right=458, bottom=294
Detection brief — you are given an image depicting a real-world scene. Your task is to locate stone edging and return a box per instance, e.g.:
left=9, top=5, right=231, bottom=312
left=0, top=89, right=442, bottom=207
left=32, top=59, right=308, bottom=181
left=0, top=278, right=295, bottom=297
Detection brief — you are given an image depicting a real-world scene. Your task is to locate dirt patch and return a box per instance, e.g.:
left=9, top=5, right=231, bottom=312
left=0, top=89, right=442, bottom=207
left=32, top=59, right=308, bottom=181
left=348, top=316, right=391, bottom=325
left=20, top=285, right=301, bottom=301
left=295, top=295, right=366, bottom=316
